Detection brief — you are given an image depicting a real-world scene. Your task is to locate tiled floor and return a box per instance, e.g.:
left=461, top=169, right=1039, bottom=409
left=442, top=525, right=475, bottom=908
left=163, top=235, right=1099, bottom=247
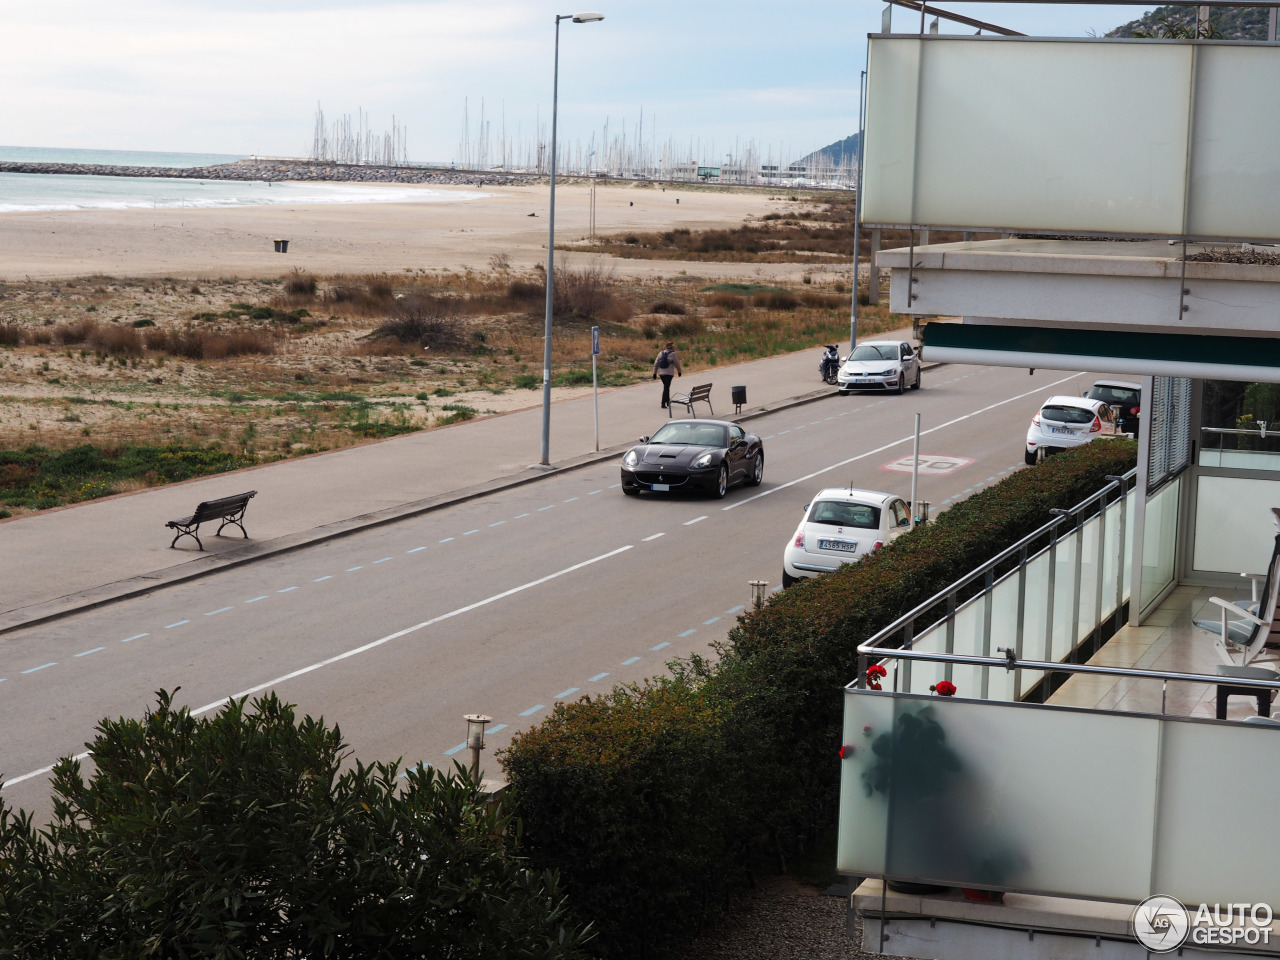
left=1048, top=583, right=1280, bottom=719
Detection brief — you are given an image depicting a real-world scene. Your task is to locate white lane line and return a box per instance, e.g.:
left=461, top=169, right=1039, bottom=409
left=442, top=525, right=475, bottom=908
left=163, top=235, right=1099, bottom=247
left=439, top=537, right=454, bottom=543
left=683, top=516, right=707, bottom=526
left=205, top=607, right=232, bottom=616
left=609, top=483, right=621, bottom=488
left=313, top=576, right=333, bottom=582
left=278, top=586, right=298, bottom=593
left=538, top=505, right=555, bottom=511
left=166, top=619, right=190, bottom=627
left=186, top=545, right=635, bottom=718
left=724, top=371, right=1082, bottom=512
left=564, top=497, right=579, bottom=503
left=121, top=633, right=148, bottom=643
left=75, top=647, right=105, bottom=658
left=22, top=662, right=56, bottom=674
left=642, top=532, right=665, bottom=541
left=588, top=490, right=603, bottom=495
left=4, top=749, right=90, bottom=788
left=407, top=547, right=426, bottom=553
left=245, top=596, right=269, bottom=603
left=514, top=513, right=530, bottom=519
left=346, top=566, right=364, bottom=571
left=373, top=557, right=393, bottom=564
left=489, top=521, right=506, bottom=527
left=462, top=530, right=479, bottom=536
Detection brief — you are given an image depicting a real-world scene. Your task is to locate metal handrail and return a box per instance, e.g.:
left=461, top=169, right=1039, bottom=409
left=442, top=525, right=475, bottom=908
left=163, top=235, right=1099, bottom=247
left=858, top=468, right=1136, bottom=656
left=847, top=647, right=1280, bottom=695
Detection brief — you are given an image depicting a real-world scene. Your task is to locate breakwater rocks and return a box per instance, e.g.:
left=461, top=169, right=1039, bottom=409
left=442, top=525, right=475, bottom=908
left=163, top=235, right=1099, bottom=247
left=0, top=158, right=541, bottom=187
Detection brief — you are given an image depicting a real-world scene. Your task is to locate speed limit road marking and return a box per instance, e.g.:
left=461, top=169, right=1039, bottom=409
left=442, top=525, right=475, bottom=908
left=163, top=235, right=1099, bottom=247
left=880, top=454, right=975, bottom=475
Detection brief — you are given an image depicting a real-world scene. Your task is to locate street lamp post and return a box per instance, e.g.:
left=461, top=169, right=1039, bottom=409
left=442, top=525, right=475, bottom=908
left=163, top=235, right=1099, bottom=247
left=464, top=713, right=492, bottom=783
left=541, top=11, right=605, bottom=466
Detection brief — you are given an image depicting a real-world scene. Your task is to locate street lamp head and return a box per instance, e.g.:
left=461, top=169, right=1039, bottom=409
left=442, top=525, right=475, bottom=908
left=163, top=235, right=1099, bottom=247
left=464, top=714, right=492, bottom=750
left=571, top=11, right=604, bottom=22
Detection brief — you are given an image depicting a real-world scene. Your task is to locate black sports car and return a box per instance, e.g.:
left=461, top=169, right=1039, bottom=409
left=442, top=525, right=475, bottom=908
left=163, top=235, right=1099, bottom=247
left=620, top=419, right=764, bottom=498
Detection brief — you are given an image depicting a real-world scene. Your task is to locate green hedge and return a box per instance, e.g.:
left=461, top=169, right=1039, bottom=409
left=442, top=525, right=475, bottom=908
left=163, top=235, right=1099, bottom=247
left=502, top=440, right=1137, bottom=958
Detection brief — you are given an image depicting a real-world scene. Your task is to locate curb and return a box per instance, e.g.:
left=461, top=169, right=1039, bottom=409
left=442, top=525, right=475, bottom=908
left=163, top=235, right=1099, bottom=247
left=0, top=382, right=854, bottom=638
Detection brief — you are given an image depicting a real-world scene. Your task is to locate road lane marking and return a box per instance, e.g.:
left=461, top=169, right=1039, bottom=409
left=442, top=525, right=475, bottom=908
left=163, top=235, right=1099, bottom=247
left=444, top=742, right=467, bottom=755
left=462, top=530, right=479, bottom=536
left=609, top=483, right=621, bottom=488
left=514, top=513, right=530, bottom=519
left=642, top=533, right=665, bottom=541
left=683, top=516, right=707, bottom=526
left=556, top=687, right=579, bottom=698
left=166, top=619, right=190, bottom=627
left=22, top=663, right=56, bottom=674
left=725, top=605, right=746, bottom=614
left=724, top=371, right=1083, bottom=512
left=4, top=749, right=90, bottom=788
left=439, top=537, right=454, bottom=543
left=679, top=629, right=696, bottom=637
left=538, top=505, right=555, bottom=511
left=122, top=633, right=148, bottom=642
left=489, top=521, right=505, bottom=527
left=205, top=607, right=232, bottom=616
left=373, top=557, right=393, bottom=563
left=564, top=497, right=579, bottom=502
left=345, top=566, right=364, bottom=572
left=621, top=656, right=640, bottom=665
left=245, top=596, right=268, bottom=604
left=703, top=616, right=721, bottom=625
left=75, top=647, right=104, bottom=657
left=407, top=546, right=427, bottom=553
left=588, top=490, right=603, bottom=495
left=588, top=672, right=610, bottom=682
left=313, top=576, right=333, bottom=582
left=278, top=586, right=298, bottom=592
left=186, top=545, right=635, bottom=718
left=488, top=724, right=509, bottom=733
left=650, top=642, right=670, bottom=651
left=519, top=705, right=546, bottom=716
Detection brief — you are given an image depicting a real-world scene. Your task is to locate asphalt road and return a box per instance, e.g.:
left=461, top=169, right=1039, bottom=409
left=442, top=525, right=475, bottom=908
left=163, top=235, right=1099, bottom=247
left=0, top=363, right=1100, bottom=820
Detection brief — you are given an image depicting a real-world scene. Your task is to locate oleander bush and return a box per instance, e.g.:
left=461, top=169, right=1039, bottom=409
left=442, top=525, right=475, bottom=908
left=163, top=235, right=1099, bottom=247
left=0, top=691, right=591, bottom=959
left=502, top=439, right=1138, bottom=958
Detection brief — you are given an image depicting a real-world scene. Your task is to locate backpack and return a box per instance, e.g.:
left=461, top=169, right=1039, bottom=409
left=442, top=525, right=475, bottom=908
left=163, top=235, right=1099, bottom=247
left=657, top=349, right=673, bottom=370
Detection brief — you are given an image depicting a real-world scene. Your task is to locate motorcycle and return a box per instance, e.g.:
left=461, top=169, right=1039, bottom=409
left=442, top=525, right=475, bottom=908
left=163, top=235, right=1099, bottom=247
left=819, top=344, right=841, bottom=385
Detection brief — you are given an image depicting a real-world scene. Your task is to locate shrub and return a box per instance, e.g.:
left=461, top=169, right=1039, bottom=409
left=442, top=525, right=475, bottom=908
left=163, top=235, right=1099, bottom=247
left=553, top=262, right=616, bottom=319
left=53, top=318, right=97, bottom=345
left=704, top=291, right=745, bottom=311
left=131, top=318, right=155, bottom=328
left=649, top=300, right=686, bottom=315
left=248, top=306, right=275, bottom=320
left=507, top=279, right=546, bottom=302
left=502, top=440, right=1138, bottom=958
left=0, top=322, right=24, bottom=346
left=514, top=373, right=540, bottom=390
left=0, top=691, right=591, bottom=959
left=752, top=290, right=799, bottom=310
left=283, top=268, right=317, bottom=297
left=89, top=325, right=143, bottom=357
left=659, top=315, right=705, bottom=339
left=373, top=295, right=463, bottom=350
left=144, top=328, right=275, bottom=360
left=554, top=369, right=593, bottom=387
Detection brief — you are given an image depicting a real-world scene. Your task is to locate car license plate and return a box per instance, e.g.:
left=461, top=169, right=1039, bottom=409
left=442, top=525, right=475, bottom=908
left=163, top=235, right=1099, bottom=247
left=819, top=539, right=858, bottom=552
left=1050, top=427, right=1076, bottom=436
left=853, top=378, right=875, bottom=384
left=650, top=483, right=670, bottom=492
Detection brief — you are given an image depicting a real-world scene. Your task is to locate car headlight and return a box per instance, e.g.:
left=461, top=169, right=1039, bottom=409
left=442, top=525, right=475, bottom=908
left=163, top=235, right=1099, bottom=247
left=692, top=452, right=715, bottom=468
left=622, top=449, right=639, bottom=468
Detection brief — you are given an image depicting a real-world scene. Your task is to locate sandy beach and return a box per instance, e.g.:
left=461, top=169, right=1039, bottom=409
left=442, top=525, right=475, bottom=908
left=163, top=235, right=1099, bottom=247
left=0, top=181, right=834, bottom=284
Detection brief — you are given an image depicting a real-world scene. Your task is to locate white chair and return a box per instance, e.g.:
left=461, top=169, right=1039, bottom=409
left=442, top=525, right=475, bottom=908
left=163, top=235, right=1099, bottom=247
left=1194, top=507, right=1280, bottom=669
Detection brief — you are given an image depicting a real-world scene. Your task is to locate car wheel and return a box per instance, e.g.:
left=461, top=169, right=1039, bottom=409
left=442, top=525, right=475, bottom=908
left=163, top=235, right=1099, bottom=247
left=782, top=569, right=799, bottom=589
left=623, top=485, right=640, bottom=496
left=896, top=374, right=906, bottom=395
left=912, top=367, right=922, bottom=390
left=713, top=463, right=729, bottom=499
left=747, top=452, right=764, bottom=486
left=1024, top=448, right=1038, bottom=466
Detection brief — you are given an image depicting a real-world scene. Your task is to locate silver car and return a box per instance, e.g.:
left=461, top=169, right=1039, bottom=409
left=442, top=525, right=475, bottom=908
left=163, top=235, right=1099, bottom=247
left=837, top=340, right=921, bottom=395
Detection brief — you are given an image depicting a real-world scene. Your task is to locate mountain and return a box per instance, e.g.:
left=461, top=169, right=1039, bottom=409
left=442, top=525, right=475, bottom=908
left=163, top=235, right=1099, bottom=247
left=797, top=133, right=860, bottom=169
left=1108, top=5, right=1272, bottom=39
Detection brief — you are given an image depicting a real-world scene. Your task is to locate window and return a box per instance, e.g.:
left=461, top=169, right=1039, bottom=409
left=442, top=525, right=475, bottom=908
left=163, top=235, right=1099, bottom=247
left=891, top=500, right=910, bottom=527
left=1041, top=404, right=1096, bottom=425
left=729, top=425, right=745, bottom=443
left=848, top=344, right=898, bottom=362
left=809, top=501, right=880, bottom=528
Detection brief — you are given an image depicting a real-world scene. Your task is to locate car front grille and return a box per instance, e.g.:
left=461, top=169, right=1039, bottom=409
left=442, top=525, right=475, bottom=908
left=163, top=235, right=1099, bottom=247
left=635, top=472, right=688, bottom=485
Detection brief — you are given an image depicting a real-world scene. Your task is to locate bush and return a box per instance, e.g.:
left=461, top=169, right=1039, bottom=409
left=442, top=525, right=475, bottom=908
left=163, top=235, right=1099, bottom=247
left=649, top=300, right=686, bottom=315
left=553, top=262, right=616, bottom=320
left=89, top=324, right=143, bottom=357
left=752, top=290, right=799, bottom=310
left=502, top=441, right=1138, bottom=958
left=145, top=328, right=275, bottom=360
left=373, top=295, right=462, bottom=350
left=0, top=322, right=22, bottom=346
left=507, top=279, right=546, bottom=302
left=131, top=318, right=155, bottom=328
left=659, top=315, right=705, bottom=339
left=704, top=292, right=745, bottom=311
left=0, top=691, right=591, bottom=959
left=283, top=268, right=317, bottom=297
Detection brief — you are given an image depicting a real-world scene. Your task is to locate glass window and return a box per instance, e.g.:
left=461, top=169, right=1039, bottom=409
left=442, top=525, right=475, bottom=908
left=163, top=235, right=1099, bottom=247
left=849, top=344, right=898, bottom=362
left=891, top=500, right=910, bottom=527
left=650, top=422, right=728, bottom=447
left=1041, top=404, right=1096, bottom=425
left=809, top=501, right=880, bottom=528
left=729, top=425, right=745, bottom=443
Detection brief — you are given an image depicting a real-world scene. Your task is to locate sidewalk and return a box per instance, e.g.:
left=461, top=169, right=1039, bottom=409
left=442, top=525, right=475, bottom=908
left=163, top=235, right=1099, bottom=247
left=2, top=341, right=913, bottom=635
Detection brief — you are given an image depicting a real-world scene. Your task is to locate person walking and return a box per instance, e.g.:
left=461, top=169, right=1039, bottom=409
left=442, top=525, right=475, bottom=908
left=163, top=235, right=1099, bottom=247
left=653, top=341, right=683, bottom=408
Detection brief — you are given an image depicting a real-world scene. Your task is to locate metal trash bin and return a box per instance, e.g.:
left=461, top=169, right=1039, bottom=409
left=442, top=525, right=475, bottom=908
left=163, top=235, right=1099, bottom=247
left=273, top=239, right=290, bottom=253
left=731, top=385, right=747, bottom=413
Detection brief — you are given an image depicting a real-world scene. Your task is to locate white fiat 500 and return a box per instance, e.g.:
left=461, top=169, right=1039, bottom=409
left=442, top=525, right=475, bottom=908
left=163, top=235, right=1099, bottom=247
left=1024, top=395, right=1119, bottom=465
left=836, top=340, right=921, bottom=395
left=782, top=487, right=911, bottom=587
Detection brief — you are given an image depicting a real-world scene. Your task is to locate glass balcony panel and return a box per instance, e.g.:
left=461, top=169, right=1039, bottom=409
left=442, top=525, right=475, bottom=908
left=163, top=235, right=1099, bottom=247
left=986, top=574, right=1021, bottom=701
left=948, top=595, right=985, bottom=699
left=836, top=691, right=896, bottom=876
left=1154, top=720, right=1280, bottom=906
left=1142, top=476, right=1181, bottom=610
left=1123, top=487, right=1136, bottom=600
left=1099, top=499, right=1122, bottom=621
left=1019, top=550, right=1052, bottom=693
left=1050, top=531, right=1079, bottom=662
left=876, top=697, right=1160, bottom=897
left=1193, top=475, right=1280, bottom=577
left=1075, top=515, right=1101, bottom=647
left=901, top=621, right=947, bottom=695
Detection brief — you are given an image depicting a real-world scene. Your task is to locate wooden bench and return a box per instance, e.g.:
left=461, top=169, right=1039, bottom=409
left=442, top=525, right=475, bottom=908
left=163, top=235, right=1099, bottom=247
left=668, top=383, right=713, bottom=418
left=165, top=490, right=257, bottom=550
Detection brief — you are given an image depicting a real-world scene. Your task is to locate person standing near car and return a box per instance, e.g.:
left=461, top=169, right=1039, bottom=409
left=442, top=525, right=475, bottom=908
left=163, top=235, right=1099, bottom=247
left=653, top=341, right=683, bottom=408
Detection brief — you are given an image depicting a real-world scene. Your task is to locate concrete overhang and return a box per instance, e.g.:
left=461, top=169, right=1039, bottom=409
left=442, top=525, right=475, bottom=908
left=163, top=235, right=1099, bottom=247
left=880, top=238, right=1280, bottom=337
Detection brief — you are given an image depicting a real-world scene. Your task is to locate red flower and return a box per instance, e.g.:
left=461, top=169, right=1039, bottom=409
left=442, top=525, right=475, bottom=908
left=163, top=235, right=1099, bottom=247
left=839, top=744, right=855, bottom=759
left=933, top=681, right=957, bottom=697
left=867, top=665, right=887, bottom=678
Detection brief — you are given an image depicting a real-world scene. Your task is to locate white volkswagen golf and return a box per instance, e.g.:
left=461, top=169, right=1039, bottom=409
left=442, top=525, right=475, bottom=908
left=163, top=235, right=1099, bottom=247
left=836, top=340, right=921, bottom=395
left=782, top=487, right=912, bottom=587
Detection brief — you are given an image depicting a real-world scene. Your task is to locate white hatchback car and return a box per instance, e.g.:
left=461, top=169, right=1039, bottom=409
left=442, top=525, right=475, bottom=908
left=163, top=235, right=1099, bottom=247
left=1024, top=395, right=1119, bottom=465
left=782, top=488, right=912, bottom=587
left=837, top=340, right=921, bottom=395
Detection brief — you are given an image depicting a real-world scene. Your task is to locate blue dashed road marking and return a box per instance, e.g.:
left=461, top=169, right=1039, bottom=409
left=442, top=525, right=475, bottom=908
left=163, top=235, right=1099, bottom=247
left=463, top=530, right=479, bottom=536
left=122, top=633, right=148, bottom=642
left=407, top=547, right=426, bottom=553
left=75, top=647, right=104, bottom=657
left=346, top=566, right=364, bottom=571
left=166, top=619, right=190, bottom=628
left=679, top=629, right=696, bottom=637
left=725, top=605, right=746, bottom=614
left=621, top=656, right=640, bottom=665
left=650, top=641, right=670, bottom=651
left=22, top=663, right=56, bottom=674
left=314, top=576, right=333, bottom=582
left=538, top=505, right=555, bottom=511
left=205, top=607, right=232, bottom=616
left=564, top=497, right=579, bottom=503
left=609, top=483, right=621, bottom=488
left=489, top=521, right=505, bottom=527
left=439, top=537, right=454, bottom=543
left=703, top=616, right=721, bottom=625
left=278, top=586, right=298, bottom=593
left=245, top=596, right=268, bottom=604
left=488, top=724, right=509, bottom=734
left=444, top=742, right=467, bottom=756
left=556, top=687, right=579, bottom=699
left=514, top=513, right=530, bottom=518
left=520, top=704, right=546, bottom=717
left=373, top=557, right=392, bottom=564
left=589, top=672, right=609, bottom=682
left=588, top=490, right=602, bottom=495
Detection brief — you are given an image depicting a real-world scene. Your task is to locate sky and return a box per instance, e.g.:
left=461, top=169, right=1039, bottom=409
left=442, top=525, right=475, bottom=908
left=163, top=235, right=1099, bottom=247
left=0, top=1, right=1155, bottom=165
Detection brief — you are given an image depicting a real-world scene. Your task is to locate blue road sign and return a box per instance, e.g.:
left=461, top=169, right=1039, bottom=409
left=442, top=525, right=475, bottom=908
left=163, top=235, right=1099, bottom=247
left=592, top=326, right=600, bottom=356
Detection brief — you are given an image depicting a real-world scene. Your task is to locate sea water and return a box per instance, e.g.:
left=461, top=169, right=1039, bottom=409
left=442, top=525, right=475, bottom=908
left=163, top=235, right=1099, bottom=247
left=0, top=145, right=489, bottom=213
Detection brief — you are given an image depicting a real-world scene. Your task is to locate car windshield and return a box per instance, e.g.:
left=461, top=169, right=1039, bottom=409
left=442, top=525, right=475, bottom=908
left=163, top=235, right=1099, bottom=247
left=808, top=501, right=880, bottom=528
left=1088, top=386, right=1140, bottom=407
left=848, top=344, right=897, bottom=362
left=1042, top=404, right=1096, bottom=425
left=649, top=422, right=727, bottom=447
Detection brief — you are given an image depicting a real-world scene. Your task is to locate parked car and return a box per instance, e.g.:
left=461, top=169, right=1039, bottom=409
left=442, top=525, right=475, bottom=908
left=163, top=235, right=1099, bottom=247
left=1085, top=379, right=1141, bottom=436
left=837, top=340, right=921, bottom=395
left=1025, top=395, right=1121, bottom=465
left=621, top=419, right=763, bottom=499
left=782, top=487, right=911, bottom=587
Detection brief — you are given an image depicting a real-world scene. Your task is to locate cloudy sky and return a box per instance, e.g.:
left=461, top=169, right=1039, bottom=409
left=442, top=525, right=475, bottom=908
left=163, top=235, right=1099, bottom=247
left=0, top=2, right=1153, bottom=163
